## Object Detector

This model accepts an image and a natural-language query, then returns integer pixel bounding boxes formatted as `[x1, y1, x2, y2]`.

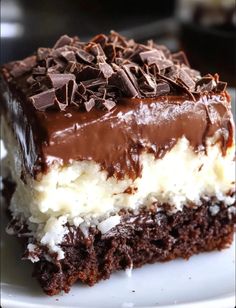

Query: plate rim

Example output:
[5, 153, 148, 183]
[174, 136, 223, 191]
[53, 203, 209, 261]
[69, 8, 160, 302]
[1, 291, 235, 308]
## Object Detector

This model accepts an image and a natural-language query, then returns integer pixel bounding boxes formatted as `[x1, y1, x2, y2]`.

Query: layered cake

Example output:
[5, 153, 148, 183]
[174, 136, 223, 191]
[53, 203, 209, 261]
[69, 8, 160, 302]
[1, 32, 235, 295]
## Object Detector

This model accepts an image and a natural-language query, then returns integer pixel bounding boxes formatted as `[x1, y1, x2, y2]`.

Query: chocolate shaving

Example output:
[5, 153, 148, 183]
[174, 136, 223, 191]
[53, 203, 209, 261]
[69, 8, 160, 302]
[37, 48, 51, 61]
[47, 65, 60, 74]
[86, 43, 106, 60]
[154, 59, 173, 71]
[76, 66, 100, 82]
[215, 81, 227, 93]
[182, 67, 200, 81]
[99, 62, 114, 79]
[139, 70, 156, 94]
[110, 31, 128, 47]
[177, 69, 195, 90]
[54, 79, 77, 110]
[84, 98, 95, 112]
[139, 50, 165, 65]
[76, 50, 95, 64]
[26, 75, 35, 85]
[91, 34, 108, 47]
[77, 82, 86, 95]
[103, 99, 116, 111]
[47, 73, 75, 89]
[195, 76, 217, 92]
[54, 35, 73, 49]
[10, 56, 36, 78]
[172, 51, 190, 67]
[104, 43, 116, 62]
[123, 64, 140, 93]
[7, 32, 228, 112]
[61, 51, 76, 62]
[115, 68, 139, 97]
[67, 79, 77, 103]
[32, 67, 47, 76]
[55, 84, 68, 110]
[29, 89, 57, 111]
[156, 82, 170, 96]
[82, 78, 106, 89]
[65, 61, 77, 73]
[154, 44, 171, 59]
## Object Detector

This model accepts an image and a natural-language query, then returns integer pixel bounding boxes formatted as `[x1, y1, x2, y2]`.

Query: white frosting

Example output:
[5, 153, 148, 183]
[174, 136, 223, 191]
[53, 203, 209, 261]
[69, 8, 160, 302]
[10, 138, 235, 221]
[2, 116, 235, 259]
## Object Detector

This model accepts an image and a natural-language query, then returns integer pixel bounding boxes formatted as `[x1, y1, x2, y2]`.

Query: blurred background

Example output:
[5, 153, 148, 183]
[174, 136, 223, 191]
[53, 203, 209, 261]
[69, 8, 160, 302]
[1, 0, 235, 85]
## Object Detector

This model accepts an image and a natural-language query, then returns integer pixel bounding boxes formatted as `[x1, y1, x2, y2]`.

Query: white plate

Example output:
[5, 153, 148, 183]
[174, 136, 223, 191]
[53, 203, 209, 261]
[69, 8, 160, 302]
[1, 203, 235, 308]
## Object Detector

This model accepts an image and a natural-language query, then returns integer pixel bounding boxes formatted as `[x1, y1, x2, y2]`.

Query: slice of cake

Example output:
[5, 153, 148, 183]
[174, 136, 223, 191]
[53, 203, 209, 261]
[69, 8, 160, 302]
[1, 32, 235, 295]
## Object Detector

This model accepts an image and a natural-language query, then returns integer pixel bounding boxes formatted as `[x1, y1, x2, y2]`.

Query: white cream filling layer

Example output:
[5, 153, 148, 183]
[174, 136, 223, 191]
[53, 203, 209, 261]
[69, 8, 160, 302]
[2, 117, 235, 259]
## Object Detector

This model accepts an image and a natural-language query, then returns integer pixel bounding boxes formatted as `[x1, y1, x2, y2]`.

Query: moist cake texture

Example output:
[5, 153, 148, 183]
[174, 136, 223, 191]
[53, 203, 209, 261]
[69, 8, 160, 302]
[1, 31, 235, 295]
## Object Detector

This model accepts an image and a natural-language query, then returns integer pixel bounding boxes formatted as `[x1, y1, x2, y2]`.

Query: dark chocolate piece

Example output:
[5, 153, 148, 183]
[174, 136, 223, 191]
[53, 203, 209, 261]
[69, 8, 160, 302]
[76, 49, 95, 64]
[215, 81, 227, 93]
[196, 75, 216, 92]
[103, 99, 116, 111]
[32, 67, 47, 76]
[156, 81, 170, 96]
[53, 35, 73, 49]
[115, 68, 139, 97]
[178, 68, 195, 90]
[29, 89, 57, 111]
[10, 56, 36, 78]
[61, 50, 76, 62]
[172, 51, 190, 67]
[139, 50, 165, 64]
[37, 48, 51, 61]
[47, 73, 75, 89]
[55, 84, 68, 110]
[98, 62, 114, 79]
[84, 98, 95, 112]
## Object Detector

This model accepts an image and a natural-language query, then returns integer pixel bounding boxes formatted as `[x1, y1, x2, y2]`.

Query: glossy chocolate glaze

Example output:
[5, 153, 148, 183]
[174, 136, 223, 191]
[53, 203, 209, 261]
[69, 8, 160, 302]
[0, 74, 234, 180]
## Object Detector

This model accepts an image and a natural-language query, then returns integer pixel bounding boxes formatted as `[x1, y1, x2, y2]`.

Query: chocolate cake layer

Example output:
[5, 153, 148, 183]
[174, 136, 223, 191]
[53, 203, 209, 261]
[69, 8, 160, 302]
[3, 175, 235, 295]
[27, 201, 234, 295]
[0, 32, 233, 179]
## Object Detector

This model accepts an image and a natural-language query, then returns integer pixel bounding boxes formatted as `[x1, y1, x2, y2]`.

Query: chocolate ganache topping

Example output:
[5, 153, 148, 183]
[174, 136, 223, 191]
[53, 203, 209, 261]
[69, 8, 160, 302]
[0, 32, 234, 179]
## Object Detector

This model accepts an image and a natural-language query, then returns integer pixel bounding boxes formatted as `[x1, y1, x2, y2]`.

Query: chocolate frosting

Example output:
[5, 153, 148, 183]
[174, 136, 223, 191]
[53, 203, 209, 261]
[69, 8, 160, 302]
[0, 75, 234, 180]
[40, 95, 234, 179]
[0, 32, 234, 180]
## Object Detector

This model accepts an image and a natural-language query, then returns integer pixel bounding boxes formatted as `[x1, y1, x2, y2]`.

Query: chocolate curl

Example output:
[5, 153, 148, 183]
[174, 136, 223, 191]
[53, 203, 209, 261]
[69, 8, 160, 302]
[46, 73, 75, 88]
[84, 98, 95, 112]
[10, 56, 37, 78]
[30, 89, 57, 111]
[53, 35, 73, 49]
